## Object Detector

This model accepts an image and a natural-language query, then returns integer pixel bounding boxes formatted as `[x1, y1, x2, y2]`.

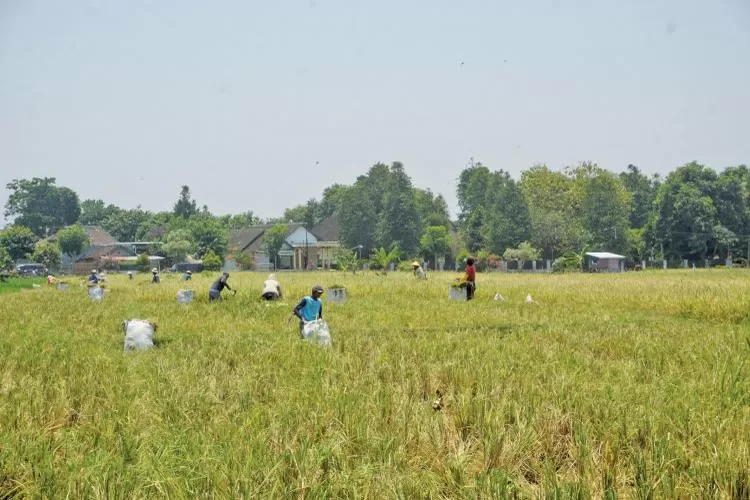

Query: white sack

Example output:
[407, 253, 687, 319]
[122, 319, 156, 352]
[302, 320, 332, 347]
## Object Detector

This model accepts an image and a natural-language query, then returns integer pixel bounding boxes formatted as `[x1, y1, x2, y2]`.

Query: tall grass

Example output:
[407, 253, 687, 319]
[0, 270, 748, 497]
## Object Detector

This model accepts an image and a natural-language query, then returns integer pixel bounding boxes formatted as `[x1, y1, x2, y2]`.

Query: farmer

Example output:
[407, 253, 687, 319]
[209, 272, 233, 301]
[182, 270, 192, 281]
[127, 271, 134, 280]
[151, 268, 160, 284]
[412, 260, 427, 279]
[88, 269, 99, 285]
[47, 274, 56, 286]
[462, 257, 477, 300]
[261, 273, 282, 301]
[293, 284, 324, 338]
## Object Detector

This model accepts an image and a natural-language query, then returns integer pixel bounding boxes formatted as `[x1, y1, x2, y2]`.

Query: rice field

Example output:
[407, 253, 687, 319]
[0, 270, 748, 498]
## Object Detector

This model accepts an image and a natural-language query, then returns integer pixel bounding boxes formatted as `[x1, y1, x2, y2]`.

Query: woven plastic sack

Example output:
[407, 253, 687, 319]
[122, 319, 155, 352]
[448, 286, 467, 301]
[176, 289, 194, 304]
[302, 320, 332, 347]
[89, 286, 104, 301]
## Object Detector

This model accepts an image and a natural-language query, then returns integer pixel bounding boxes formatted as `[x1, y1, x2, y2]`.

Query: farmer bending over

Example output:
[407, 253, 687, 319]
[293, 284, 324, 338]
[88, 269, 99, 286]
[182, 270, 192, 281]
[411, 260, 427, 279]
[151, 268, 160, 284]
[209, 272, 233, 301]
[261, 273, 282, 301]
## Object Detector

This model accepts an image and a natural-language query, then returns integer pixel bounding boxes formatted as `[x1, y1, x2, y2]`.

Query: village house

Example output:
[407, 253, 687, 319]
[226, 214, 341, 271]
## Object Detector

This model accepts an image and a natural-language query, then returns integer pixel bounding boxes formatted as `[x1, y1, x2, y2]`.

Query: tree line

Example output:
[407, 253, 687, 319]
[2, 158, 749, 272]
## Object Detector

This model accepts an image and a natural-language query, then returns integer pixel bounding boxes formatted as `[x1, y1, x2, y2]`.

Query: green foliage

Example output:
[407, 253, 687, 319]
[419, 226, 451, 266]
[56, 224, 90, 258]
[79, 199, 120, 226]
[31, 241, 61, 270]
[503, 241, 541, 270]
[162, 229, 196, 263]
[220, 211, 262, 230]
[0, 246, 14, 270]
[173, 185, 199, 219]
[4, 177, 81, 237]
[262, 224, 288, 269]
[626, 228, 647, 262]
[135, 253, 151, 272]
[0, 225, 38, 261]
[619, 165, 660, 229]
[233, 252, 255, 271]
[551, 252, 582, 273]
[333, 248, 359, 273]
[188, 216, 229, 260]
[103, 208, 152, 242]
[202, 250, 222, 271]
[369, 245, 401, 272]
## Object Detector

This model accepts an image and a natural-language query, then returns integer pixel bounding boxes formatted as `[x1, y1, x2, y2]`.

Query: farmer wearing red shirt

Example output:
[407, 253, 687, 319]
[464, 257, 477, 300]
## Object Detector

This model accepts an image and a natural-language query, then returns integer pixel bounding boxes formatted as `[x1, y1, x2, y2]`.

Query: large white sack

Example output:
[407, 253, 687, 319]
[302, 320, 332, 347]
[122, 319, 156, 352]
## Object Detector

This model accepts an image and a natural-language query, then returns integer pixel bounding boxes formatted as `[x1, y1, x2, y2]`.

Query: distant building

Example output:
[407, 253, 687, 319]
[226, 214, 341, 271]
[585, 252, 625, 272]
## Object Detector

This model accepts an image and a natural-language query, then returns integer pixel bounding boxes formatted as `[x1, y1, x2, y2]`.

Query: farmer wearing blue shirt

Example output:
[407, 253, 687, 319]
[293, 284, 324, 338]
[88, 269, 99, 285]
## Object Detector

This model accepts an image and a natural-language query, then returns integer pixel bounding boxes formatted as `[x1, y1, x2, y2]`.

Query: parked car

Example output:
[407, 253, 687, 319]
[16, 263, 48, 276]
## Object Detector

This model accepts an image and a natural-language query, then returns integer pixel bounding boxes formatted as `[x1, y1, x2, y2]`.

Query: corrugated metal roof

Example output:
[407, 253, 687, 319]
[586, 252, 625, 259]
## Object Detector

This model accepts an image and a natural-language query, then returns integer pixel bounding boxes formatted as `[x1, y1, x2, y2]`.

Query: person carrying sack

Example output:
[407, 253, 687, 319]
[293, 284, 324, 338]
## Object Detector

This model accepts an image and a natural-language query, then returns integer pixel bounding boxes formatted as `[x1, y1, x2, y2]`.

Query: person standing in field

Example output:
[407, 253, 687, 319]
[209, 272, 233, 301]
[293, 284, 324, 338]
[182, 270, 192, 281]
[127, 271, 134, 280]
[88, 269, 99, 285]
[261, 273, 282, 301]
[463, 257, 477, 300]
[151, 268, 160, 284]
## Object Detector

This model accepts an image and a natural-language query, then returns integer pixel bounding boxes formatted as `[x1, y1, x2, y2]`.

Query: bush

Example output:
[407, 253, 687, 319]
[135, 253, 151, 273]
[203, 250, 222, 271]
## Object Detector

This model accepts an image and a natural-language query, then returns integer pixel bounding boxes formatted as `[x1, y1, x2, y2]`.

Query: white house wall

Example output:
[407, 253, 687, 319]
[286, 227, 318, 246]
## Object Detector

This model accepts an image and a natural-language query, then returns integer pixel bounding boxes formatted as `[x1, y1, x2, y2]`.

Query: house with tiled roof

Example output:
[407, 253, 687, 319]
[226, 216, 341, 271]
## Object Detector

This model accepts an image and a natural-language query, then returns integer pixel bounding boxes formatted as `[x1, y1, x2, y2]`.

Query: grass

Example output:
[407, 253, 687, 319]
[0, 277, 45, 295]
[0, 270, 748, 498]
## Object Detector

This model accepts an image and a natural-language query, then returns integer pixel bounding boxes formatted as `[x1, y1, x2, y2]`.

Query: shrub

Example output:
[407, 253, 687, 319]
[202, 250, 222, 271]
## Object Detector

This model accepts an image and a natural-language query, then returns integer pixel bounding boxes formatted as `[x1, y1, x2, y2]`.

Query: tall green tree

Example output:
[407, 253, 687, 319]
[4, 178, 81, 237]
[339, 183, 377, 254]
[188, 216, 228, 260]
[263, 224, 288, 269]
[653, 167, 718, 261]
[56, 224, 90, 259]
[619, 165, 660, 229]
[319, 184, 350, 219]
[520, 165, 581, 258]
[79, 199, 119, 226]
[579, 167, 631, 252]
[102, 208, 151, 242]
[483, 171, 532, 254]
[0, 226, 38, 261]
[173, 185, 199, 219]
[456, 160, 492, 223]
[162, 229, 196, 263]
[376, 163, 421, 255]
[420, 226, 451, 268]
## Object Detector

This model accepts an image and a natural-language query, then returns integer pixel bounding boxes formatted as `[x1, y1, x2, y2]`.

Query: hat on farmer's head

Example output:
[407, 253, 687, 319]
[268, 273, 276, 280]
[92, 269, 97, 274]
[412, 261, 420, 267]
[312, 284, 324, 294]
[151, 268, 158, 273]
[186, 270, 192, 274]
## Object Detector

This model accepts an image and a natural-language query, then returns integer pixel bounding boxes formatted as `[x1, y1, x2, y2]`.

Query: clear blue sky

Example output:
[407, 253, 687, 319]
[1, 0, 749, 221]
